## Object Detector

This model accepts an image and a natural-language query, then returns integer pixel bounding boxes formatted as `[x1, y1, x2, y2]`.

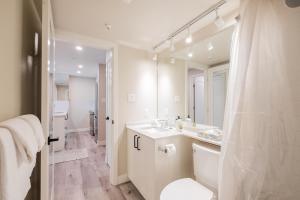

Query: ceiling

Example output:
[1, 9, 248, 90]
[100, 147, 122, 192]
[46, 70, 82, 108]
[172, 26, 234, 65]
[52, 0, 239, 50]
[55, 40, 106, 77]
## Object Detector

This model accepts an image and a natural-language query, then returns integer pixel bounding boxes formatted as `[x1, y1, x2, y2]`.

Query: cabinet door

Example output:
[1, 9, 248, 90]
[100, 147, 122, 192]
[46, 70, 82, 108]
[136, 135, 155, 200]
[127, 130, 139, 186]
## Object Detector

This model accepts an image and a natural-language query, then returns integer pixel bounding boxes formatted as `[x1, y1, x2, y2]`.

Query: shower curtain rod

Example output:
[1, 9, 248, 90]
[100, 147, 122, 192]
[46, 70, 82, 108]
[153, 0, 226, 51]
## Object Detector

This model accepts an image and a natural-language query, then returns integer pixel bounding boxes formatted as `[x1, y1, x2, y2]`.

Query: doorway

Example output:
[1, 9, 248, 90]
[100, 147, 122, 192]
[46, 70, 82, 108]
[46, 37, 121, 199]
[187, 68, 206, 124]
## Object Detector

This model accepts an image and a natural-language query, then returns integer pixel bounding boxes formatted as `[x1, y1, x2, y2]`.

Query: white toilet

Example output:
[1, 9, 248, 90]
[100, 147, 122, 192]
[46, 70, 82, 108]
[160, 144, 220, 200]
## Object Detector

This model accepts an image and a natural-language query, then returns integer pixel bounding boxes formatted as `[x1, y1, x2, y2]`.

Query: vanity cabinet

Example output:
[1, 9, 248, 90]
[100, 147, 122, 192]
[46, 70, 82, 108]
[128, 129, 155, 200]
[127, 129, 194, 200]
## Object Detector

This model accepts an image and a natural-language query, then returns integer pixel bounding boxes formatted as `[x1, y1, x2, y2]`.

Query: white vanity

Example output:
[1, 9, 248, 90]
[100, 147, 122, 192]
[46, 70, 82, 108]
[127, 122, 221, 200]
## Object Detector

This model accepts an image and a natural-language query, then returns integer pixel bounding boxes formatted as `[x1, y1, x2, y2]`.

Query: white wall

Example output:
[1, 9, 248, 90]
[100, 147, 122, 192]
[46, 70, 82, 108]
[67, 76, 96, 131]
[0, 0, 41, 121]
[117, 45, 157, 175]
[0, 1, 42, 199]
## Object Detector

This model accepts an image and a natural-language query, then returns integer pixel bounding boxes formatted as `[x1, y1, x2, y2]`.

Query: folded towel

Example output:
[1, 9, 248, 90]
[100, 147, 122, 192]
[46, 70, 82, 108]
[0, 118, 38, 164]
[19, 114, 45, 151]
[0, 128, 36, 200]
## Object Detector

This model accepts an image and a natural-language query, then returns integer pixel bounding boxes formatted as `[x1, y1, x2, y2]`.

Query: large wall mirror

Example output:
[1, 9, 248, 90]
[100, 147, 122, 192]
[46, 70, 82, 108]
[157, 26, 234, 130]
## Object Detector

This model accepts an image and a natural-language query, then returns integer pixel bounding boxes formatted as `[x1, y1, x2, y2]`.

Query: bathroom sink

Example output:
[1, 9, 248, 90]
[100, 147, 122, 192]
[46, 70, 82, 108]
[140, 126, 168, 133]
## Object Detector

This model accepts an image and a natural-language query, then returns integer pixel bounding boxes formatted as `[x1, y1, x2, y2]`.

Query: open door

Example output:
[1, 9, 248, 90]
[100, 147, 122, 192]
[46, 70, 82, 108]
[41, 1, 56, 199]
[105, 50, 113, 167]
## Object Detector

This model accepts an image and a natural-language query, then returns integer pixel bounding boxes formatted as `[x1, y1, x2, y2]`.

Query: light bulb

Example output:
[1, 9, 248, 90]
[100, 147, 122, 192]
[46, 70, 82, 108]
[170, 57, 175, 64]
[78, 65, 83, 69]
[185, 27, 192, 44]
[153, 54, 158, 61]
[208, 42, 214, 51]
[77, 70, 81, 74]
[75, 46, 83, 51]
[188, 52, 193, 58]
[214, 8, 224, 28]
[170, 38, 175, 52]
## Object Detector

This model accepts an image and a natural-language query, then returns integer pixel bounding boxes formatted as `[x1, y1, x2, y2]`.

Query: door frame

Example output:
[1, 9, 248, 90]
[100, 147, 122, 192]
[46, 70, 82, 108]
[53, 29, 119, 186]
[184, 61, 209, 124]
[41, 2, 120, 198]
[41, 0, 54, 199]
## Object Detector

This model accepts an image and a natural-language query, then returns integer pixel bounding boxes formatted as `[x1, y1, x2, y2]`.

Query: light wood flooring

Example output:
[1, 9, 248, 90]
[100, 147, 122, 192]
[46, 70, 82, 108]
[53, 131, 144, 200]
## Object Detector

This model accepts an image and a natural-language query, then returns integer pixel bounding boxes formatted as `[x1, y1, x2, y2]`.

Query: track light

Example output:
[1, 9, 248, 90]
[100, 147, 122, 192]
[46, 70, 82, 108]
[185, 27, 192, 44]
[170, 57, 175, 64]
[214, 8, 224, 28]
[208, 42, 214, 51]
[153, 54, 158, 61]
[75, 46, 83, 51]
[188, 52, 193, 58]
[170, 38, 175, 52]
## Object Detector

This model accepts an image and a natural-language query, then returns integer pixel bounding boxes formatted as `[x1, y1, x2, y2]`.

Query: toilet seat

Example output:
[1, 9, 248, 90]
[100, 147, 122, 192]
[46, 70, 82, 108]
[160, 178, 214, 200]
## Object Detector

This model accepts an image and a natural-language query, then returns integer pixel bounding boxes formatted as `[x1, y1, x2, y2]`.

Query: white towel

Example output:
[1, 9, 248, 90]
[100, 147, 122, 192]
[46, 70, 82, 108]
[0, 118, 38, 164]
[19, 114, 45, 151]
[0, 128, 36, 200]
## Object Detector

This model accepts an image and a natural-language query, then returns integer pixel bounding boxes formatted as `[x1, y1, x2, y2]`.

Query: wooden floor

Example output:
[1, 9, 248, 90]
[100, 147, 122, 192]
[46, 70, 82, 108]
[53, 132, 144, 200]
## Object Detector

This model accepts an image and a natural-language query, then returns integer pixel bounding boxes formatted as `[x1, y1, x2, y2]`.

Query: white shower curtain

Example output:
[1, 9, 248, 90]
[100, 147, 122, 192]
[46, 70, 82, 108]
[219, 0, 299, 199]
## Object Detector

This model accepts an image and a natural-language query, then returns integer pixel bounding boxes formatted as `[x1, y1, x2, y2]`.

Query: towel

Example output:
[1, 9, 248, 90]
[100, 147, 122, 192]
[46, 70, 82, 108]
[0, 128, 36, 200]
[0, 118, 38, 164]
[19, 114, 45, 151]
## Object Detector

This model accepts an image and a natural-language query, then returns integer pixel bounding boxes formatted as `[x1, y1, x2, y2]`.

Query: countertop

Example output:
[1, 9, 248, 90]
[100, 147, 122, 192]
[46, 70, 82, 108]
[126, 124, 222, 147]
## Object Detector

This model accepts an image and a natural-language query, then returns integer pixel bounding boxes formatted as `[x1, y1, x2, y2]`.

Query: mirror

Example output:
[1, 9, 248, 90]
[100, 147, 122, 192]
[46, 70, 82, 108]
[157, 26, 234, 130]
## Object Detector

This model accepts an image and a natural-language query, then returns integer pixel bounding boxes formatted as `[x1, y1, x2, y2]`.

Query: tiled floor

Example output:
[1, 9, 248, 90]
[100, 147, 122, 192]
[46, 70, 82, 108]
[52, 131, 144, 200]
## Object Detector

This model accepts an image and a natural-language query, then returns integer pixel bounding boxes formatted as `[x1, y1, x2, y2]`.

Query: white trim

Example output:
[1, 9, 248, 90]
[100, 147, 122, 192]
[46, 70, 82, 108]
[41, 0, 52, 199]
[54, 30, 119, 186]
[118, 174, 130, 184]
[65, 128, 90, 134]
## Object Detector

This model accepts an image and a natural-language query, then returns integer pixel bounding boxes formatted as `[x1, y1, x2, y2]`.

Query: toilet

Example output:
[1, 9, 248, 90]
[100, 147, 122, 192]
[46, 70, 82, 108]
[160, 144, 220, 200]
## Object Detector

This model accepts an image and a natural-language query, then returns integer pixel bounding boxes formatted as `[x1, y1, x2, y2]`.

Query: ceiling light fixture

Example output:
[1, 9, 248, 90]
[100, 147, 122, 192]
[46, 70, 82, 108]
[170, 57, 175, 64]
[208, 42, 214, 51]
[214, 8, 224, 28]
[75, 46, 83, 51]
[78, 65, 83, 69]
[153, 54, 158, 61]
[170, 38, 175, 52]
[188, 52, 193, 58]
[77, 70, 81, 74]
[185, 26, 192, 44]
[153, 0, 226, 51]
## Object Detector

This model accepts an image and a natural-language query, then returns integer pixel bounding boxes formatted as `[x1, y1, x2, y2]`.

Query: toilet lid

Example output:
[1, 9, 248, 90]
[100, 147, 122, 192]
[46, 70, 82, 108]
[160, 178, 214, 200]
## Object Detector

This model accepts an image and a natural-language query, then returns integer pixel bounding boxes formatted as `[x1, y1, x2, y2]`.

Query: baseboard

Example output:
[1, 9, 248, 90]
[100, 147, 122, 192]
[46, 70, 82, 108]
[65, 128, 90, 134]
[118, 174, 130, 185]
[98, 140, 106, 145]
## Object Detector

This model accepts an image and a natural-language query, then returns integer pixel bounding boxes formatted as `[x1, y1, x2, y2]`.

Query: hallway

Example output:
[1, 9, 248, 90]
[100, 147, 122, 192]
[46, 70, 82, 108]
[53, 132, 144, 200]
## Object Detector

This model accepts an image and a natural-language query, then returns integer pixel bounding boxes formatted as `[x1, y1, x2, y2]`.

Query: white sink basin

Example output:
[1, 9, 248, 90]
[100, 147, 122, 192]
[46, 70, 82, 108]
[140, 127, 168, 133]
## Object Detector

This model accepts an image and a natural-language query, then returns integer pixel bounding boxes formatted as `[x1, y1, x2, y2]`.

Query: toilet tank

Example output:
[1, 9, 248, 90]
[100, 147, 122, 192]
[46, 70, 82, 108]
[192, 143, 220, 190]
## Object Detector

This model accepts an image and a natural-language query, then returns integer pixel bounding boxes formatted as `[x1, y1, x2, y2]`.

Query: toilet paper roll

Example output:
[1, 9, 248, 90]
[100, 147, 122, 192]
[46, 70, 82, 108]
[164, 144, 176, 156]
